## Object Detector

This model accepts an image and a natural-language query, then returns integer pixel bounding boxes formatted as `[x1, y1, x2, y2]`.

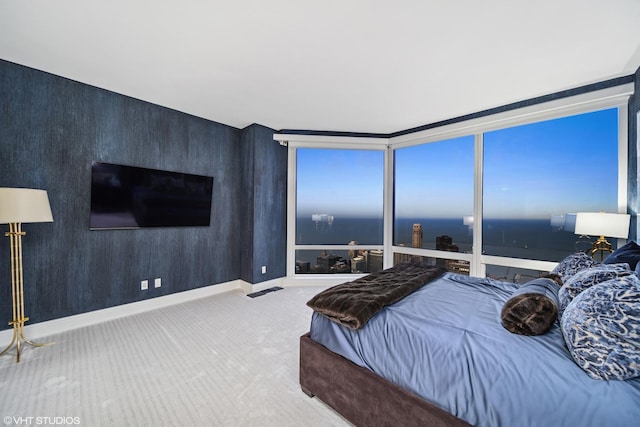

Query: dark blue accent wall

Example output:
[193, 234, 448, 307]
[240, 124, 287, 283]
[628, 66, 640, 240]
[0, 59, 287, 328]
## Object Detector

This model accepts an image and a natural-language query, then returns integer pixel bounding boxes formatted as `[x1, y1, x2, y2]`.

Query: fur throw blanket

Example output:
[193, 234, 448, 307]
[500, 275, 562, 336]
[307, 263, 447, 329]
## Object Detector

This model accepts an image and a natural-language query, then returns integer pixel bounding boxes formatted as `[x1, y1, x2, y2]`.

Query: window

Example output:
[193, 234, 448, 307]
[482, 108, 619, 263]
[390, 108, 623, 280]
[282, 83, 631, 279]
[294, 148, 384, 274]
[394, 136, 475, 254]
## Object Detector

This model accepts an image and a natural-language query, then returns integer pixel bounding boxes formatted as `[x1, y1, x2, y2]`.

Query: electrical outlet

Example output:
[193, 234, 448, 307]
[261, 265, 267, 274]
[154, 278, 161, 288]
[141, 280, 148, 290]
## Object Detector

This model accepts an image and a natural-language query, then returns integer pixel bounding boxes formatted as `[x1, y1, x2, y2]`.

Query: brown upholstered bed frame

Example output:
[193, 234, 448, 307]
[299, 333, 471, 427]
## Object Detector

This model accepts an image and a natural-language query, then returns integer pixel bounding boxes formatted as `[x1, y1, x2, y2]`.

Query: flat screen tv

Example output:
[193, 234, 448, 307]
[90, 162, 214, 229]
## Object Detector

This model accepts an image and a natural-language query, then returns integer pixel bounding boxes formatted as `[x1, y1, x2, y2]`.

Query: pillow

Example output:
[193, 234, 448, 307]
[551, 252, 598, 282]
[558, 264, 632, 317]
[561, 274, 640, 380]
[501, 277, 560, 336]
[603, 241, 640, 270]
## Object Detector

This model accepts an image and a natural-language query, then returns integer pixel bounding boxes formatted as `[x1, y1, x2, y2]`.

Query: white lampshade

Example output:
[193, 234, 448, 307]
[0, 188, 54, 224]
[574, 212, 630, 238]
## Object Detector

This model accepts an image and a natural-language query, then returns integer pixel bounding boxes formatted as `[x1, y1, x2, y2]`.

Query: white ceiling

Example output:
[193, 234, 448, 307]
[1, 1, 639, 134]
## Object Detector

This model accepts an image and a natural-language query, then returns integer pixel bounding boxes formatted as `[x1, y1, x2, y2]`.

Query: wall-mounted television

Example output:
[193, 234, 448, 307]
[90, 161, 214, 230]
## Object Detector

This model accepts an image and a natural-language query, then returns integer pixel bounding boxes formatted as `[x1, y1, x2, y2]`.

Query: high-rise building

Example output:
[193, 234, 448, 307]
[394, 244, 412, 265]
[447, 259, 470, 275]
[367, 250, 384, 273]
[295, 260, 310, 274]
[435, 235, 469, 274]
[436, 235, 458, 252]
[412, 224, 423, 248]
[317, 253, 342, 273]
[351, 255, 366, 273]
[348, 240, 359, 259]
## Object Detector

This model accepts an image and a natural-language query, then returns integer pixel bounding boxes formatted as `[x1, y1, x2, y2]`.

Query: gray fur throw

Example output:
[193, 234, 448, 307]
[307, 263, 446, 330]
[501, 275, 561, 336]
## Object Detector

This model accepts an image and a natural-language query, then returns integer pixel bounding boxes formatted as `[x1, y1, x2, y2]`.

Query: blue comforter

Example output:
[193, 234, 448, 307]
[310, 272, 640, 427]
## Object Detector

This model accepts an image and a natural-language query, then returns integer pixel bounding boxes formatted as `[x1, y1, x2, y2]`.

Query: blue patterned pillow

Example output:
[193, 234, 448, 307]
[551, 252, 597, 282]
[558, 264, 631, 317]
[561, 274, 640, 380]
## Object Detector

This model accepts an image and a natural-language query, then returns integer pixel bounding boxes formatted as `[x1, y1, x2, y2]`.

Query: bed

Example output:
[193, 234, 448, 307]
[300, 257, 640, 427]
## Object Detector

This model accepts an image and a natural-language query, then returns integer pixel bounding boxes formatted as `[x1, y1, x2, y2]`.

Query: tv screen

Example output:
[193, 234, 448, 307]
[90, 162, 214, 229]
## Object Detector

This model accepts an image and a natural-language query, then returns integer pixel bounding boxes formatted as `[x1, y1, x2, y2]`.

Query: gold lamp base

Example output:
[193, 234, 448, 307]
[0, 223, 51, 363]
[589, 235, 613, 262]
[0, 317, 50, 363]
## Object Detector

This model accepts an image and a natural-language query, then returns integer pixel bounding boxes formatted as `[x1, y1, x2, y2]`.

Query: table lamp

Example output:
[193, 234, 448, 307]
[574, 212, 630, 261]
[0, 188, 54, 363]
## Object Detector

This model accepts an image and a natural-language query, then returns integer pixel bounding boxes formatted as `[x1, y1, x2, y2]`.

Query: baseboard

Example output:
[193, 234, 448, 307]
[238, 277, 284, 294]
[0, 277, 284, 342]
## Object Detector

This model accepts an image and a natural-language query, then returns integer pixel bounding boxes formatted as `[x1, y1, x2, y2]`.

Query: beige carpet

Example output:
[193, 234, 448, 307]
[0, 286, 351, 426]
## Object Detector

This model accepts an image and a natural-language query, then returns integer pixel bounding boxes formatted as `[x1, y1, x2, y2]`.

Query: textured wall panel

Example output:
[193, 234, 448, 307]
[629, 66, 640, 241]
[251, 124, 287, 283]
[0, 60, 243, 326]
[239, 124, 287, 284]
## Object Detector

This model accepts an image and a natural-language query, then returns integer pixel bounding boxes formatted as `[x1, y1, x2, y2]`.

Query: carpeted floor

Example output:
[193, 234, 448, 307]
[0, 286, 351, 426]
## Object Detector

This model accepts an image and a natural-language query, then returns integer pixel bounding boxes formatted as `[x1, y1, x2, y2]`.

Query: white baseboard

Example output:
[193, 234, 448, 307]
[0, 277, 285, 342]
[239, 277, 284, 294]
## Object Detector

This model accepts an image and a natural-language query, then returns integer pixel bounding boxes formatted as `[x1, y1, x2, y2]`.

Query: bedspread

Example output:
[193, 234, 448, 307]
[310, 272, 640, 427]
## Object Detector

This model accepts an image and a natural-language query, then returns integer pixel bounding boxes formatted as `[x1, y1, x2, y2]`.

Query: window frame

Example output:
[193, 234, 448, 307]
[275, 83, 633, 281]
[281, 136, 389, 279]
[392, 134, 476, 252]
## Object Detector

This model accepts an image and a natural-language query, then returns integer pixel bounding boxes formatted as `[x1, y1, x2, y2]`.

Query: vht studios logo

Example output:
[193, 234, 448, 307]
[3, 416, 81, 425]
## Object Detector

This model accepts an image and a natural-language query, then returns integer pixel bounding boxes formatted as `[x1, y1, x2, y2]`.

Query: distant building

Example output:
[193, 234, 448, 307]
[295, 260, 310, 274]
[316, 252, 342, 273]
[436, 235, 458, 252]
[368, 249, 384, 273]
[351, 255, 366, 273]
[331, 259, 351, 273]
[410, 224, 424, 264]
[394, 244, 412, 265]
[447, 259, 470, 275]
[348, 240, 359, 259]
[412, 224, 423, 248]
[436, 235, 469, 275]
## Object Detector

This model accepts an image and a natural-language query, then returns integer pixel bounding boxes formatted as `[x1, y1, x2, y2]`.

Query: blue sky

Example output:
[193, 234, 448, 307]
[297, 108, 619, 219]
[296, 149, 384, 217]
[482, 108, 618, 218]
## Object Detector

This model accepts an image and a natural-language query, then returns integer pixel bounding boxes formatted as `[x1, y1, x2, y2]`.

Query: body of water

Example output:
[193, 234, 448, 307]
[296, 216, 590, 265]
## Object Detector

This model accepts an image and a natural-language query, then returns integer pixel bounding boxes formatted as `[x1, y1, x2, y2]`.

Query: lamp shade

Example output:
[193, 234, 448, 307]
[574, 212, 630, 238]
[0, 188, 54, 224]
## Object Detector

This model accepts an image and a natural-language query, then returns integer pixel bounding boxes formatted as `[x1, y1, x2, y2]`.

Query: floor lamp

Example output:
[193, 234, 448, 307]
[0, 188, 54, 363]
